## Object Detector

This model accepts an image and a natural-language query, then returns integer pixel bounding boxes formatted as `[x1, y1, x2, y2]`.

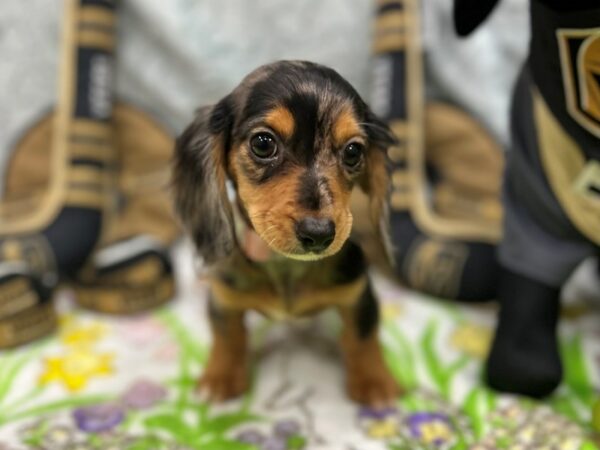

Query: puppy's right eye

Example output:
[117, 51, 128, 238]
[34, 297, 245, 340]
[250, 133, 277, 159]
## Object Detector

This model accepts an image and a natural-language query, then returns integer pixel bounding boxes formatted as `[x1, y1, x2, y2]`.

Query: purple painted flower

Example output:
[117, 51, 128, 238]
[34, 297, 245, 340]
[262, 436, 287, 450]
[358, 406, 398, 420]
[236, 429, 266, 446]
[121, 378, 167, 410]
[358, 406, 401, 439]
[273, 419, 301, 438]
[407, 412, 454, 446]
[73, 403, 124, 433]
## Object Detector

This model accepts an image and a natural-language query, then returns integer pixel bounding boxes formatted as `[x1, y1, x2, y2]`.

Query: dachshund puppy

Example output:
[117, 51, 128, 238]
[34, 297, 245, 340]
[173, 60, 400, 406]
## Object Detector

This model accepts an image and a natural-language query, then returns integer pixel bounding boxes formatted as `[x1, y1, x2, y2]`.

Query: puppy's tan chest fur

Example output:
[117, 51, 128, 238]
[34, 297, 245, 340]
[211, 245, 366, 319]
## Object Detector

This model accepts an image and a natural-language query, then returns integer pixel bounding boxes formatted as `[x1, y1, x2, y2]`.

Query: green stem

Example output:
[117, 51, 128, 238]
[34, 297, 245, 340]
[2, 386, 45, 413]
[0, 339, 50, 406]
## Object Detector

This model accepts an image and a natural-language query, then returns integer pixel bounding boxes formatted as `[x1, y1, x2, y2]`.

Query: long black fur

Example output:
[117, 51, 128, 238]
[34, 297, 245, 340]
[172, 104, 236, 264]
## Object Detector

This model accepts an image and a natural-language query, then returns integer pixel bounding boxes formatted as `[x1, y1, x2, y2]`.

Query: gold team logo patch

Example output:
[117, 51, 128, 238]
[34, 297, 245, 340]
[558, 28, 600, 138]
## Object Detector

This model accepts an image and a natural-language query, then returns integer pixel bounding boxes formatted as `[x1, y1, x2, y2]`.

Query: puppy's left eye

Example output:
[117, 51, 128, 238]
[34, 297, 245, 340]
[342, 142, 364, 168]
[250, 133, 278, 159]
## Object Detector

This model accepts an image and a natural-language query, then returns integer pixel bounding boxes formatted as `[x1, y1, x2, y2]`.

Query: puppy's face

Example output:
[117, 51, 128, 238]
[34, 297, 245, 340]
[231, 81, 372, 260]
[173, 61, 396, 264]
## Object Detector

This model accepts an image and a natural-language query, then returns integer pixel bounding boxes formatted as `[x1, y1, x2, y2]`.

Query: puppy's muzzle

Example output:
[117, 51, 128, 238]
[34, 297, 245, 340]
[295, 217, 336, 253]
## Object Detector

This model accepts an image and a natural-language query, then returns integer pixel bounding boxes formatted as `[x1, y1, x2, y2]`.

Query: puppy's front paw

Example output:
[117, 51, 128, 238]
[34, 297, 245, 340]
[196, 367, 248, 403]
[347, 366, 401, 408]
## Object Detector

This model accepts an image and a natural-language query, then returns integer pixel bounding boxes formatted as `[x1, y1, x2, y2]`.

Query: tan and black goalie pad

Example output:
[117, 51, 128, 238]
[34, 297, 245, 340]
[74, 236, 176, 315]
[0, 268, 56, 349]
[354, 102, 504, 276]
[3, 103, 180, 314]
[391, 103, 505, 300]
[424, 102, 503, 229]
[4, 103, 178, 246]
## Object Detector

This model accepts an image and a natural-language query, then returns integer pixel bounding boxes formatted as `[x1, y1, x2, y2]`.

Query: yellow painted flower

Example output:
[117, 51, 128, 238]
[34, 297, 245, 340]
[39, 349, 114, 391]
[359, 407, 399, 440]
[450, 323, 492, 359]
[518, 425, 536, 443]
[420, 420, 453, 445]
[407, 413, 454, 445]
[558, 438, 581, 450]
[382, 303, 403, 322]
[367, 417, 398, 439]
[60, 322, 107, 348]
[58, 313, 77, 329]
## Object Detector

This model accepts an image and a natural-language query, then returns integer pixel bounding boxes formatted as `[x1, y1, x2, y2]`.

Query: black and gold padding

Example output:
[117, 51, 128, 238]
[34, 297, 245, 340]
[372, 0, 504, 301]
[0, 266, 56, 349]
[0, 0, 117, 344]
[0, 0, 179, 345]
[74, 236, 175, 315]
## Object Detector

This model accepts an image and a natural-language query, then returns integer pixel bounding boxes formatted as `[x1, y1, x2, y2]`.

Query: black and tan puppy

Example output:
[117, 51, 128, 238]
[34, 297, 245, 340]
[172, 60, 400, 406]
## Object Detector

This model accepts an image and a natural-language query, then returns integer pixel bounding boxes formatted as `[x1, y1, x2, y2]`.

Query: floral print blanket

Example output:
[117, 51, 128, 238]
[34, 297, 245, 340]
[0, 248, 599, 450]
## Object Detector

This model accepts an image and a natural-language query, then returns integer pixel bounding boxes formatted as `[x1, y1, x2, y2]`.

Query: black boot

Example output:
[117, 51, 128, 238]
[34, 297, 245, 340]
[486, 266, 562, 398]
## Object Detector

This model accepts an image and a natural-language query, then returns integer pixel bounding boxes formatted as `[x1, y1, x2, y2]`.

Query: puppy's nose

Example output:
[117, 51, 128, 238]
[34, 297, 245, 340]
[295, 218, 335, 253]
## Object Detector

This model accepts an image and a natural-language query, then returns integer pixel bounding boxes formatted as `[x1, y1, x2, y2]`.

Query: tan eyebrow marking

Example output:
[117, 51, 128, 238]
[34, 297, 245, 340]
[333, 106, 363, 147]
[264, 105, 296, 140]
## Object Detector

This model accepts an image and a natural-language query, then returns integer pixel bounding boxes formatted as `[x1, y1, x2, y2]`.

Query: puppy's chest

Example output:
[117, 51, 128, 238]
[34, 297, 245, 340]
[214, 243, 366, 319]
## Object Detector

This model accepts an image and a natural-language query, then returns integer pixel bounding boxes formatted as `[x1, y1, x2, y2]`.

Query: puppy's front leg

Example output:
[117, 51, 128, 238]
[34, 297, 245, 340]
[197, 295, 249, 402]
[338, 282, 401, 407]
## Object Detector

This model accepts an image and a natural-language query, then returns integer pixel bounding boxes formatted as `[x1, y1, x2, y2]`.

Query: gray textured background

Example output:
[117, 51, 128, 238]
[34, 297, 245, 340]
[0, 0, 529, 189]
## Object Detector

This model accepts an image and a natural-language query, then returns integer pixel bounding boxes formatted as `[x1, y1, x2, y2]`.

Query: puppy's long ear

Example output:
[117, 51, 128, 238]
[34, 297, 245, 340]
[172, 97, 236, 264]
[360, 109, 398, 264]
